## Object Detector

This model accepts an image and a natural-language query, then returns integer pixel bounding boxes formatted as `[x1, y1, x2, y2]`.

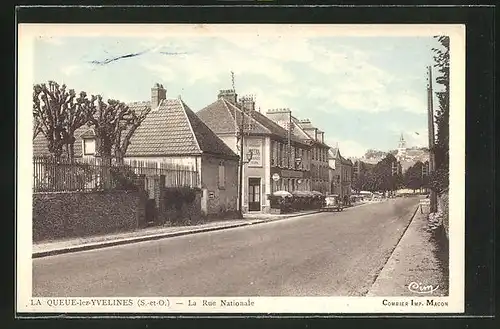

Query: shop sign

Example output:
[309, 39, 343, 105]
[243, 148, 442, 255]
[247, 139, 263, 167]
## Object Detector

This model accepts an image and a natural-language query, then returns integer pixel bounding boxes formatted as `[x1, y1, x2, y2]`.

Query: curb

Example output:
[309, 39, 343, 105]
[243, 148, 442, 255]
[32, 210, 322, 259]
[365, 203, 420, 296]
[32, 221, 255, 259]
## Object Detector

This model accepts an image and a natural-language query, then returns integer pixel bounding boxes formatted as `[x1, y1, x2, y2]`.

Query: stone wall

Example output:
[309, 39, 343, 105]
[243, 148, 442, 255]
[439, 190, 449, 240]
[33, 191, 144, 242]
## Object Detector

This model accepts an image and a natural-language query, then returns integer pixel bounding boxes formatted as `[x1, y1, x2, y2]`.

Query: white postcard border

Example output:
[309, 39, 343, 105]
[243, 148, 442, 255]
[17, 23, 466, 314]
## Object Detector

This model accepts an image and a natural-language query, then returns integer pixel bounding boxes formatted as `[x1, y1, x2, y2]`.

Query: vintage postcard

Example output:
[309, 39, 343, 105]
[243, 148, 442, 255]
[17, 23, 465, 314]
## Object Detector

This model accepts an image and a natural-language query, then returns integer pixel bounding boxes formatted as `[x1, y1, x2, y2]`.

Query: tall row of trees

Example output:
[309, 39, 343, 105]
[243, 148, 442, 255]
[352, 157, 430, 194]
[352, 154, 404, 194]
[33, 81, 150, 163]
[430, 35, 450, 194]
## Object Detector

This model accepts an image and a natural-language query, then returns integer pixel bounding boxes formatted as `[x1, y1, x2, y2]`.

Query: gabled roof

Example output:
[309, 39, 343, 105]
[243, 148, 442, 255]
[126, 99, 238, 158]
[329, 147, 339, 159]
[197, 98, 308, 146]
[340, 156, 353, 166]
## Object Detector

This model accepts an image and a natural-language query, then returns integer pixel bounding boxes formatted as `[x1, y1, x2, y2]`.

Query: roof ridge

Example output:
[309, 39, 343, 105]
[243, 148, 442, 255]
[221, 99, 239, 133]
[225, 100, 272, 135]
[179, 99, 202, 154]
[290, 117, 313, 140]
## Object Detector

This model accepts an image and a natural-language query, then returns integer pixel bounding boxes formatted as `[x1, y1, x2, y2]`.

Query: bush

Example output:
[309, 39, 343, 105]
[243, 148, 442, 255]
[268, 194, 293, 213]
[163, 186, 199, 210]
[162, 187, 201, 226]
[269, 192, 325, 213]
[110, 165, 139, 191]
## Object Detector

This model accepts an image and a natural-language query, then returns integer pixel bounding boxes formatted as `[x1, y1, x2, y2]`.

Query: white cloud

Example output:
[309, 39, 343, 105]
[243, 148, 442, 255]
[405, 131, 428, 148]
[141, 62, 178, 83]
[61, 65, 81, 76]
[217, 35, 315, 63]
[239, 86, 290, 111]
[325, 137, 368, 158]
[39, 36, 64, 46]
[140, 41, 297, 86]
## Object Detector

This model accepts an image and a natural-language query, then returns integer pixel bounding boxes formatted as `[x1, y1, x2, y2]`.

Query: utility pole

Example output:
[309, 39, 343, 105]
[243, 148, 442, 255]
[427, 65, 438, 212]
[233, 71, 245, 218]
[288, 110, 292, 169]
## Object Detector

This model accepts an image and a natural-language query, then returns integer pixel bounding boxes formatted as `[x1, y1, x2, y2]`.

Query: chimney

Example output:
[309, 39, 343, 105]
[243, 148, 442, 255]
[239, 95, 255, 112]
[265, 108, 292, 130]
[317, 131, 324, 143]
[151, 83, 166, 108]
[218, 89, 237, 104]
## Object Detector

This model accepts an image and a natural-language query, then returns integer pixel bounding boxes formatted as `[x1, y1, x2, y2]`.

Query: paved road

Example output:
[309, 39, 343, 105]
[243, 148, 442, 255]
[33, 197, 419, 297]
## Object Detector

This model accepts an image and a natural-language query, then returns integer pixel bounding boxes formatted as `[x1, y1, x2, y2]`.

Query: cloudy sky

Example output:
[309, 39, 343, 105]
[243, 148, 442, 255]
[32, 26, 441, 158]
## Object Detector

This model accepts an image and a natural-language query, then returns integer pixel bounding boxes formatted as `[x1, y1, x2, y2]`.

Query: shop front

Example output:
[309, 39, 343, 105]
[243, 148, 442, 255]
[270, 168, 310, 193]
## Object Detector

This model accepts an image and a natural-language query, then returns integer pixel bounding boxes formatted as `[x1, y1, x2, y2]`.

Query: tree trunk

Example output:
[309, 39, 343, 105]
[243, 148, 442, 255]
[100, 153, 112, 189]
[114, 149, 124, 165]
[69, 143, 75, 163]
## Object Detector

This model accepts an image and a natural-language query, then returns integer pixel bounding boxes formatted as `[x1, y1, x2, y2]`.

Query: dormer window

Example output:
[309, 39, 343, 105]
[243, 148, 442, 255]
[83, 138, 96, 155]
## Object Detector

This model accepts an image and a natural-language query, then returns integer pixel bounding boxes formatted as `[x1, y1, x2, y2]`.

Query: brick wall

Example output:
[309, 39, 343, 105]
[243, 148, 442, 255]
[33, 191, 144, 242]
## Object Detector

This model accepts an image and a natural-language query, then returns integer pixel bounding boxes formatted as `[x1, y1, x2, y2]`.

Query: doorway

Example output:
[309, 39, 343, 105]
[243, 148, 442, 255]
[248, 177, 261, 211]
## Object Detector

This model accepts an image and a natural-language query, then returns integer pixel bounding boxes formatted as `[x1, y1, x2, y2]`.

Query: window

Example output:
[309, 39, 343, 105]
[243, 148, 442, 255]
[272, 140, 278, 166]
[83, 139, 95, 155]
[218, 162, 225, 189]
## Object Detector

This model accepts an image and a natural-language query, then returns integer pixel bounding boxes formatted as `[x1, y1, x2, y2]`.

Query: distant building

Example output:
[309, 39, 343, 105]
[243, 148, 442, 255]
[328, 147, 353, 204]
[395, 133, 430, 172]
[396, 133, 407, 160]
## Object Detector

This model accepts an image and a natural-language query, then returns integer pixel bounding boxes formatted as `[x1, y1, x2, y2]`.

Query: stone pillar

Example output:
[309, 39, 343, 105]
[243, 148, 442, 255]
[158, 175, 165, 223]
[135, 174, 147, 228]
[201, 188, 208, 216]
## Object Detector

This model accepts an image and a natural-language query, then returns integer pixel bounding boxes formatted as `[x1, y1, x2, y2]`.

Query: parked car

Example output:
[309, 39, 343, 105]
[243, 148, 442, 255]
[321, 194, 344, 212]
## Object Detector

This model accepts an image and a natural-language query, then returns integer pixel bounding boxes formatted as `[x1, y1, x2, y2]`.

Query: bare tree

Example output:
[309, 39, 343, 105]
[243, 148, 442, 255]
[87, 96, 150, 163]
[33, 81, 92, 160]
[33, 81, 68, 159]
[65, 91, 94, 161]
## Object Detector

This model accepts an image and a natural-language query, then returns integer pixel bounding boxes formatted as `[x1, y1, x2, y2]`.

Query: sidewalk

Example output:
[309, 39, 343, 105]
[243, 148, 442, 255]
[33, 209, 321, 258]
[366, 205, 449, 297]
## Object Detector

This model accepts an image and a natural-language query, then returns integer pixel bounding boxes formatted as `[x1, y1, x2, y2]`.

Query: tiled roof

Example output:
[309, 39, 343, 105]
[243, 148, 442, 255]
[197, 99, 308, 146]
[194, 99, 237, 134]
[329, 147, 339, 159]
[340, 156, 353, 166]
[183, 102, 239, 158]
[126, 99, 238, 158]
[33, 125, 89, 157]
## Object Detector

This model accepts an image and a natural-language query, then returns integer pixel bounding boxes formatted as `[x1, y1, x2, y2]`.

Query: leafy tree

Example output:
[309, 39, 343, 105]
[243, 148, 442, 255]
[404, 161, 424, 192]
[432, 35, 450, 194]
[33, 81, 93, 161]
[369, 154, 398, 193]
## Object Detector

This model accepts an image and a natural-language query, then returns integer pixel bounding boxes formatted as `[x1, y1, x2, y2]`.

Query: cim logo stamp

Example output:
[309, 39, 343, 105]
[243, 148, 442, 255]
[408, 282, 439, 294]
